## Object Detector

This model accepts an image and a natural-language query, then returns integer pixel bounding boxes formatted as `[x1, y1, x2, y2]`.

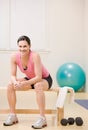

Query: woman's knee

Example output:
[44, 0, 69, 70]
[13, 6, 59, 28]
[7, 81, 14, 91]
[34, 82, 43, 93]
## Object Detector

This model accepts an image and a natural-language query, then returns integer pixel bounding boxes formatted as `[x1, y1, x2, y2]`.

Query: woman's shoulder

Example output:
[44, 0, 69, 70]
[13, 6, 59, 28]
[31, 50, 40, 56]
[31, 50, 41, 62]
[10, 52, 19, 60]
[31, 51, 40, 58]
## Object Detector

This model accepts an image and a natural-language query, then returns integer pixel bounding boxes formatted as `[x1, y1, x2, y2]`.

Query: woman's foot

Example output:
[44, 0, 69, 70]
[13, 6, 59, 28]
[32, 116, 47, 129]
[3, 114, 18, 126]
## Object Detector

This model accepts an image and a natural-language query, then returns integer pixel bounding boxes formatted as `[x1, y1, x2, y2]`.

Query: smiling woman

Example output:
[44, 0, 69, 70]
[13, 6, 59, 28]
[3, 35, 53, 129]
[17, 36, 31, 70]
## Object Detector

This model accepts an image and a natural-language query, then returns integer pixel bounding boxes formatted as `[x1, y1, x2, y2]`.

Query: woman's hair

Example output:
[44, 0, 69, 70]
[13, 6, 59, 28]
[17, 35, 31, 46]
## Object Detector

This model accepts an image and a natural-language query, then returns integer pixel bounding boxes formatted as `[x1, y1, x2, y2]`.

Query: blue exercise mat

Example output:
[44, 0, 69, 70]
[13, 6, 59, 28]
[75, 99, 88, 110]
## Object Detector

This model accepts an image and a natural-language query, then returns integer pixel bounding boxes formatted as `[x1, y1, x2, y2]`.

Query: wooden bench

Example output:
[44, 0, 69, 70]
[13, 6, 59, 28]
[0, 87, 64, 125]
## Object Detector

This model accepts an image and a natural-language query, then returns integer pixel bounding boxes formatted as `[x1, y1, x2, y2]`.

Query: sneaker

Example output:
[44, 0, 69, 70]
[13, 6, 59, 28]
[3, 114, 18, 126]
[32, 116, 47, 129]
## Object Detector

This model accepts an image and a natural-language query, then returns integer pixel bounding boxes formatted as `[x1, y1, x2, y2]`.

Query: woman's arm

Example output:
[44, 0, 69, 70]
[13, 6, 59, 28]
[26, 52, 42, 85]
[10, 53, 17, 84]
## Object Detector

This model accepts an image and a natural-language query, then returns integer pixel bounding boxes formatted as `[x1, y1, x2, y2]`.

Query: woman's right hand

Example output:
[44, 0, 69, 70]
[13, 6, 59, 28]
[13, 81, 21, 89]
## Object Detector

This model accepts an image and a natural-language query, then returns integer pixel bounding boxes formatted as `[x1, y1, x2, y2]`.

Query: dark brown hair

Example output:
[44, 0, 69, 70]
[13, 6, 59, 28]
[17, 35, 31, 46]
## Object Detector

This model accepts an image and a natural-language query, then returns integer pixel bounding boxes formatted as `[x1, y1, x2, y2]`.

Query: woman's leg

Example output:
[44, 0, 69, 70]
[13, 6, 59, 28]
[3, 82, 19, 126]
[3, 78, 32, 126]
[34, 79, 49, 117]
[7, 78, 32, 114]
[7, 82, 16, 114]
[31, 80, 49, 129]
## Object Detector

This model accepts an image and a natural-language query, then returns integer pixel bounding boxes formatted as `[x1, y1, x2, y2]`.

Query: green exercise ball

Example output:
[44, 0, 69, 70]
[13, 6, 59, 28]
[56, 63, 86, 91]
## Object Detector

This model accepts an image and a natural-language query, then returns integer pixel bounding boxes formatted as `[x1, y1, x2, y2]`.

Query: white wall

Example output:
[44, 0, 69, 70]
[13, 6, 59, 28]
[84, 0, 88, 92]
[46, 0, 85, 87]
[0, 0, 88, 91]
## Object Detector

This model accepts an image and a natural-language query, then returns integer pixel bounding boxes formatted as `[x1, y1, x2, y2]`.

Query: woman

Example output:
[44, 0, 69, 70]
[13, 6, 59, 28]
[3, 35, 53, 129]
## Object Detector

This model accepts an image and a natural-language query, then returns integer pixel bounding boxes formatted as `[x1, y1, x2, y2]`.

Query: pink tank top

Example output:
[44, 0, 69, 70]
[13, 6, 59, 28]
[16, 51, 49, 78]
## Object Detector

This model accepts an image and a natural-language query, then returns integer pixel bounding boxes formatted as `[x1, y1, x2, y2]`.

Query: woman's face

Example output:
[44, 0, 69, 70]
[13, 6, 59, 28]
[18, 40, 30, 56]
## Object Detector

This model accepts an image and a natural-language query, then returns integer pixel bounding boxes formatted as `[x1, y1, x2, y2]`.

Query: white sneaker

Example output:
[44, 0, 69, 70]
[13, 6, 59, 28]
[32, 116, 47, 129]
[3, 114, 18, 126]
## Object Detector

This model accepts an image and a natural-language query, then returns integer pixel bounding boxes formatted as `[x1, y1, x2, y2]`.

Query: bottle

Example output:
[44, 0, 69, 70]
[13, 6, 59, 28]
[52, 107, 57, 126]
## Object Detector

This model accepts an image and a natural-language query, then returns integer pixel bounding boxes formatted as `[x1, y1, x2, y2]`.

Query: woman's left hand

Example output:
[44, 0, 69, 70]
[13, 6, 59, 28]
[14, 81, 28, 90]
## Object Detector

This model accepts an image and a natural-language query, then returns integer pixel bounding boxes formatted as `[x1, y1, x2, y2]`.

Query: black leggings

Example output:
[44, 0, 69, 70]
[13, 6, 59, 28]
[24, 74, 53, 89]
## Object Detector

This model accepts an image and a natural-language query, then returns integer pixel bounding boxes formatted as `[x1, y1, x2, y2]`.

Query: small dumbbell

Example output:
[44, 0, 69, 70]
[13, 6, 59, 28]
[60, 118, 68, 126]
[68, 117, 75, 125]
[75, 117, 83, 126]
[60, 117, 74, 126]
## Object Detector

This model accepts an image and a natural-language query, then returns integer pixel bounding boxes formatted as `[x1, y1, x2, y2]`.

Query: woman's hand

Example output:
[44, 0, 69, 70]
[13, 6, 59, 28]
[13, 80, 29, 90]
[13, 81, 21, 89]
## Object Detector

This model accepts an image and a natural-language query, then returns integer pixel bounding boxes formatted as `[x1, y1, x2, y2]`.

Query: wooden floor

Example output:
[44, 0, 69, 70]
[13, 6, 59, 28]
[0, 92, 87, 130]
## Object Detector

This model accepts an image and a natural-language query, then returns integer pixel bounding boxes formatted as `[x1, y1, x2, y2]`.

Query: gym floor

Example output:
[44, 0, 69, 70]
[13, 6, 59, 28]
[0, 92, 87, 130]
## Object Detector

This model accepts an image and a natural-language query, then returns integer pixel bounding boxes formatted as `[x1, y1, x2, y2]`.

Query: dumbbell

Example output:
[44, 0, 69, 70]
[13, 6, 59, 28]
[75, 117, 83, 126]
[60, 117, 74, 126]
[60, 118, 68, 126]
[61, 117, 83, 126]
[68, 117, 75, 125]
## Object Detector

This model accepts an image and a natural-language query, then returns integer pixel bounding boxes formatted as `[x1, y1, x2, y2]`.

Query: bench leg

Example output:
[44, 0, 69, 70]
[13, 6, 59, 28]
[57, 107, 64, 125]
